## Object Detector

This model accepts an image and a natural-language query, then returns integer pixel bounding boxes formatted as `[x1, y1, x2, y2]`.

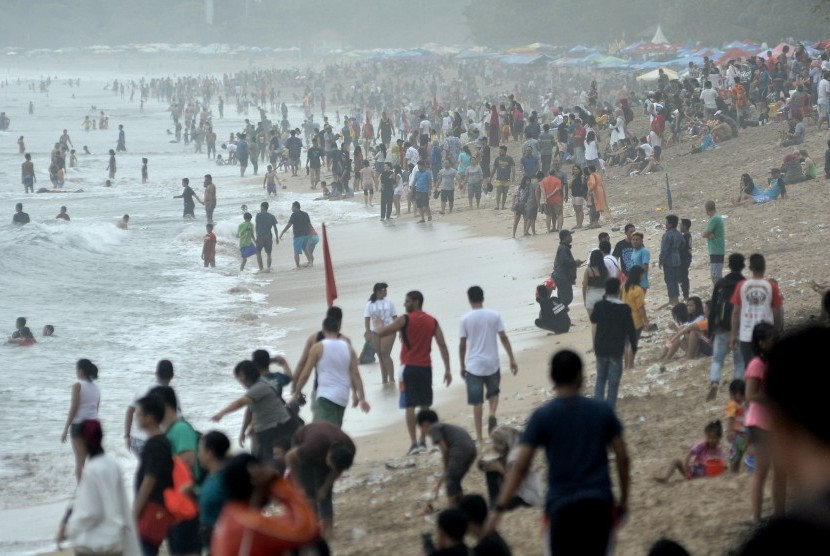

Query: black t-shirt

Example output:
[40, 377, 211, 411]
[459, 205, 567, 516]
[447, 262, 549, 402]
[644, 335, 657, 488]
[11, 326, 34, 339]
[182, 186, 195, 204]
[255, 211, 278, 238]
[474, 532, 513, 556]
[380, 170, 396, 190]
[288, 210, 311, 237]
[307, 147, 322, 168]
[286, 136, 303, 158]
[136, 434, 174, 504]
[612, 239, 634, 274]
[12, 212, 30, 225]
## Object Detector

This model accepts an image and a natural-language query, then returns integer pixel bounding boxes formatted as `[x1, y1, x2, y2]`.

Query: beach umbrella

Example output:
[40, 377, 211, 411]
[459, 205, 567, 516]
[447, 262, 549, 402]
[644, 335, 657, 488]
[814, 39, 830, 50]
[770, 42, 795, 57]
[718, 47, 756, 65]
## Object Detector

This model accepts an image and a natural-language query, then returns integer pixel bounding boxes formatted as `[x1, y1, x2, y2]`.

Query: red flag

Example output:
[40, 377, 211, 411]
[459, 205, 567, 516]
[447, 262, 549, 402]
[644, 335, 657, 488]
[322, 223, 337, 307]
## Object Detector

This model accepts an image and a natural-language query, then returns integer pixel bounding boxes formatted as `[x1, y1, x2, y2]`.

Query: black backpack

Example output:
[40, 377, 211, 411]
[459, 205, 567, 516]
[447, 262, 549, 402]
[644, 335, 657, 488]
[709, 275, 741, 336]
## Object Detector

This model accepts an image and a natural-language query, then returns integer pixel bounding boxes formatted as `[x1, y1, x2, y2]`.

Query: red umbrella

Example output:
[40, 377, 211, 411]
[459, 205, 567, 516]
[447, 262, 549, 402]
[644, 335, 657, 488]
[815, 39, 830, 50]
[718, 47, 755, 65]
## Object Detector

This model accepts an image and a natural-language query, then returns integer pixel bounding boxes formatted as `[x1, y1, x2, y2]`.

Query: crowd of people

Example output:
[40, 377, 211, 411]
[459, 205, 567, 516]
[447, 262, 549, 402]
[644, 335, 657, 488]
[6, 37, 830, 556]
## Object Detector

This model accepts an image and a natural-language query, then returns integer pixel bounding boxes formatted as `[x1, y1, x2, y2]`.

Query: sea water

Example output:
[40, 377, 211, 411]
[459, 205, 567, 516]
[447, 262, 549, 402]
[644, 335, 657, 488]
[0, 70, 374, 554]
[0, 69, 550, 555]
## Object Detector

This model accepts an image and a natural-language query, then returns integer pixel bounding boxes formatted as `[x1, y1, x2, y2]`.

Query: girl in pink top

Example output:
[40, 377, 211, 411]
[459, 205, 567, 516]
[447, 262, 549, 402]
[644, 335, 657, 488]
[745, 322, 786, 521]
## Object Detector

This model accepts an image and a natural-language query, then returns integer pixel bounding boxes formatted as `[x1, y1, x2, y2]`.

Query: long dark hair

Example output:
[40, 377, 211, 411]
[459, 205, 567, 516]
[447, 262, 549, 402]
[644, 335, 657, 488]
[688, 296, 704, 319]
[625, 266, 644, 292]
[751, 322, 778, 360]
[589, 250, 608, 280]
[369, 282, 388, 303]
[77, 359, 99, 381]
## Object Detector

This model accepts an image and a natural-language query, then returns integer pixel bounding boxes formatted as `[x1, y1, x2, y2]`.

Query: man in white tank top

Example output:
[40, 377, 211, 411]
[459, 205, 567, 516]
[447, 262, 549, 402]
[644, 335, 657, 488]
[292, 316, 370, 427]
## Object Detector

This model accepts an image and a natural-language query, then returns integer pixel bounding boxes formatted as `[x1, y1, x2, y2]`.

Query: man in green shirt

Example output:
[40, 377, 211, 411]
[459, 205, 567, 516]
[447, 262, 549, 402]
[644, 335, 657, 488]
[702, 200, 725, 285]
[237, 211, 256, 272]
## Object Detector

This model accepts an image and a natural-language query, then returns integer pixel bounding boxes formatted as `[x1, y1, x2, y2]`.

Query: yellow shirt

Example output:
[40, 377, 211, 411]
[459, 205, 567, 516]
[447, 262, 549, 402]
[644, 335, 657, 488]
[623, 284, 646, 330]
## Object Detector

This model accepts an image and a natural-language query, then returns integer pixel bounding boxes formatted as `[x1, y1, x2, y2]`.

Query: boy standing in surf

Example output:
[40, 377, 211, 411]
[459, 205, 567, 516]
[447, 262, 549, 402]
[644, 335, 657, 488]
[202, 223, 216, 268]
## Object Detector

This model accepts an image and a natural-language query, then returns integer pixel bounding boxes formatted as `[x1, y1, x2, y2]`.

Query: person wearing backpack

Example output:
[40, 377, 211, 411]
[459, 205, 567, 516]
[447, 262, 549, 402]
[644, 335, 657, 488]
[708, 253, 746, 398]
[151, 386, 201, 556]
[133, 395, 174, 556]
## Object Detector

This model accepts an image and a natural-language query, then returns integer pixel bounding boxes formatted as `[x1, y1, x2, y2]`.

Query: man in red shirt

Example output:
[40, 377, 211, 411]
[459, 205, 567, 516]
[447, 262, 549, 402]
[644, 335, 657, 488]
[378, 290, 451, 455]
[540, 170, 564, 232]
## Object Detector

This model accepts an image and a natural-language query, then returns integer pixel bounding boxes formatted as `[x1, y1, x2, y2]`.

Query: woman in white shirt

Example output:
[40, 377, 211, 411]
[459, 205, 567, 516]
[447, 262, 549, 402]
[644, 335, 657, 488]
[57, 420, 141, 556]
[363, 282, 398, 385]
[61, 359, 101, 483]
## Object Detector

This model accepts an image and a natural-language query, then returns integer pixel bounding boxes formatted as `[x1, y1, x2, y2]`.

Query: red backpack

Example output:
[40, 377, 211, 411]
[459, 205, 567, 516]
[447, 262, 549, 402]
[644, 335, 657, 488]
[164, 456, 199, 523]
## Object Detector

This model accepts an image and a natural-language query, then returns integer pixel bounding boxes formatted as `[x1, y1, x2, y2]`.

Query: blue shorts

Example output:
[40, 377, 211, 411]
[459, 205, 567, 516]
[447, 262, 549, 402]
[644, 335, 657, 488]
[293, 235, 309, 254]
[465, 371, 500, 405]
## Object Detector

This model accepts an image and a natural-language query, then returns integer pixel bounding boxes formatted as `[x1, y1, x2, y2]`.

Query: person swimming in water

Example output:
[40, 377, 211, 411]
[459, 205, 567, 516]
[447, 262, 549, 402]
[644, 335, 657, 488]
[9, 317, 36, 345]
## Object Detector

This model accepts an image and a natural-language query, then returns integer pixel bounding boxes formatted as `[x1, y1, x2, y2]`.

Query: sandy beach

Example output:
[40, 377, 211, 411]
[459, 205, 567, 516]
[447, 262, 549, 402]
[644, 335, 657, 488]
[13, 53, 829, 556]
[240, 111, 828, 556]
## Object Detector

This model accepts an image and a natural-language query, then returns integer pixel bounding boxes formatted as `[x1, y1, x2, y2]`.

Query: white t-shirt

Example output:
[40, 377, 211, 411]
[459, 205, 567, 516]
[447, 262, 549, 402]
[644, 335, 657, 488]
[734, 279, 781, 343]
[419, 119, 431, 135]
[699, 89, 718, 109]
[604, 255, 620, 279]
[818, 79, 830, 106]
[406, 146, 420, 167]
[640, 143, 654, 157]
[442, 116, 452, 131]
[364, 298, 397, 332]
[459, 307, 505, 376]
[316, 338, 353, 407]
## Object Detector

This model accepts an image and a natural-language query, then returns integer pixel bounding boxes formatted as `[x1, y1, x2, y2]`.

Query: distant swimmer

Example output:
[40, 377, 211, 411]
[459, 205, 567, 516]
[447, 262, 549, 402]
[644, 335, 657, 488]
[22, 153, 35, 193]
[117, 214, 129, 229]
[43, 325, 55, 336]
[56, 206, 70, 220]
[9, 317, 36, 345]
[83, 145, 91, 155]
[12, 203, 30, 225]
[174, 178, 203, 219]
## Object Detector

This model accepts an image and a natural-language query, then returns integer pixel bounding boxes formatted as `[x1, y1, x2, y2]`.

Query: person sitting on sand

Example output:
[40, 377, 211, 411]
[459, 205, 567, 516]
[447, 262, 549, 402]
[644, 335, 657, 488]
[654, 420, 726, 483]
[535, 284, 571, 334]
[733, 174, 762, 205]
[780, 153, 806, 185]
[690, 126, 716, 155]
[710, 116, 733, 143]
[624, 147, 648, 175]
[778, 115, 805, 147]
[658, 298, 712, 362]
[736, 169, 788, 205]
[799, 150, 817, 180]
[638, 151, 665, 175]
